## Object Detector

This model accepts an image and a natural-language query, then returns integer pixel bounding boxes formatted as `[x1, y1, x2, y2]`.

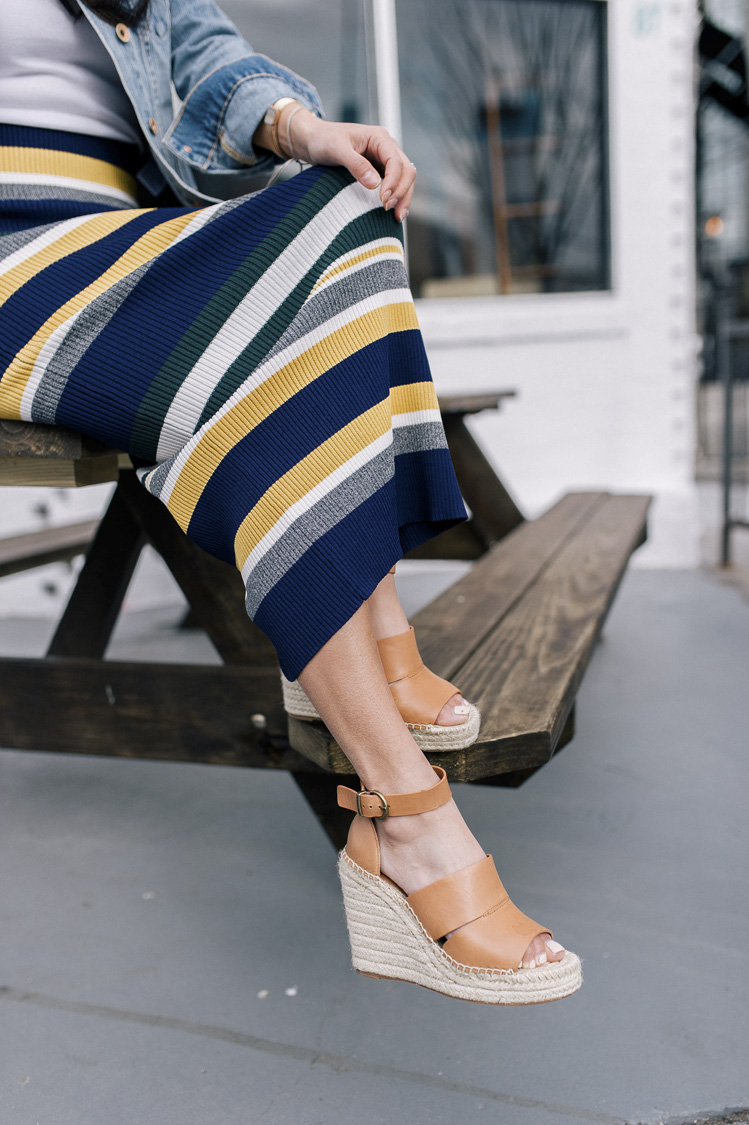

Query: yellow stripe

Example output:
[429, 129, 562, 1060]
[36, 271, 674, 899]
[314, 241, 403, 291]
[0, 209, 145, 310]
[233, 399, 391, 569]
[0, 210, 198, 419]
[390, 381, 440, 416]
[0, 146, 137, 198]
[166, 298, 419, 528]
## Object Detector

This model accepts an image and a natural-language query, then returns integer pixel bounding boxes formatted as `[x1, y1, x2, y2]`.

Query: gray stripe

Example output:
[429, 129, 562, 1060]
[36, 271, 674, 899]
[0, 223, 59, 262]
[140, 456, 174, 500]
[393, 419, 449, 456]
[265, 258, 409, 362]
[245, 446, 395, 618]
[0, 183, 135, 209]
[30, 261, 151, 423]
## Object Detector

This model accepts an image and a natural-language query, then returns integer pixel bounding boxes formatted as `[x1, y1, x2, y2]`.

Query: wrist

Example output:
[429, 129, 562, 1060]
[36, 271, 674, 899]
[281, 104, 316, 160]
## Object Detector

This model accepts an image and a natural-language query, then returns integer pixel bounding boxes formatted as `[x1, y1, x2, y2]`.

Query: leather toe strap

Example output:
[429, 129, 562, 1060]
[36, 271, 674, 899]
[406, 855, 552, 972]
[377, 627, 460, 725]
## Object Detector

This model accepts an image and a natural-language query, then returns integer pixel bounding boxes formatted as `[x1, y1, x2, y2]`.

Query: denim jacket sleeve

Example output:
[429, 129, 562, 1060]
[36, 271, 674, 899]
[164, 0, 324, 171]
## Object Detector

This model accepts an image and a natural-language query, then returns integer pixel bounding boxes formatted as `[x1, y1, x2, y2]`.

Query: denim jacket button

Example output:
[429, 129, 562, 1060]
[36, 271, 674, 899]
[115, 23, 131, 43]
[153, 17, 168, 37]
[148, 117, 159, 135]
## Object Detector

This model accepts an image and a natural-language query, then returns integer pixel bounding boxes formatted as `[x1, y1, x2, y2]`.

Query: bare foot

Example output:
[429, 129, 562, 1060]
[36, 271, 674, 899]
[376, 798, 566, 970]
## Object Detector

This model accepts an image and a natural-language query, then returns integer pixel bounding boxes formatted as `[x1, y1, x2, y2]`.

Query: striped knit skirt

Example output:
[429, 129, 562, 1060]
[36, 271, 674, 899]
[0, 125, 467, 679]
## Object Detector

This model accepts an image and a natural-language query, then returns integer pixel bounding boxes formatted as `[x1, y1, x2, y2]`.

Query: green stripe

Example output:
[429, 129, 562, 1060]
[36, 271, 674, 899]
[128, 167, 354, 461]
[195, 206, 402, 430]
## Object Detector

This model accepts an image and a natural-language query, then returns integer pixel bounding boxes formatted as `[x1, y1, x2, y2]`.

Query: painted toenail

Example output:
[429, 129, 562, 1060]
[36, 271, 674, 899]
[453, 705, 470, 715]
[536, 952, 547, 965]
[527, 959, 536, 969]
[545, 940, 564, 955]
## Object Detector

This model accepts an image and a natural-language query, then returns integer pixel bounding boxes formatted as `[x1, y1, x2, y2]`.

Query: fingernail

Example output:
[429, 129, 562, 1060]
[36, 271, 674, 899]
[387, 198, 399, 212]
[536, 952, 547, 965]
[545, 940, 565, 955]
[403, 208, 409, 219]
[381, 188, 392, 203]
[362, 171, 381, 188]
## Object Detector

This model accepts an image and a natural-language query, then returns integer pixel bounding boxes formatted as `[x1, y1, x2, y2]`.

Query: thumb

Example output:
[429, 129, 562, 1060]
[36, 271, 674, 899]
[343, 148, 381, 190]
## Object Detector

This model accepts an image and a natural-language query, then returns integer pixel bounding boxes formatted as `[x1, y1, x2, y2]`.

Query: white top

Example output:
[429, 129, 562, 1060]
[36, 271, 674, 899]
[0, 0, 142, 146]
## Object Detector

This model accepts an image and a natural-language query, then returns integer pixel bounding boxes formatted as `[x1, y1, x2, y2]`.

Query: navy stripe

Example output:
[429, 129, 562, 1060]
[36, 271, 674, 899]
[185, 334, 412, 561]
[0, 123, 143, 172]
[194, 201, 404, 430]
[0, 207, 172, 370]
[57, 170, 335, 458]
[0, 198, 129, 235]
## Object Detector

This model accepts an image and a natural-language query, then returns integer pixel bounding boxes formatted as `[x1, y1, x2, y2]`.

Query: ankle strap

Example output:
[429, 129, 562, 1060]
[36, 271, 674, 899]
[337, 766, 451, 820]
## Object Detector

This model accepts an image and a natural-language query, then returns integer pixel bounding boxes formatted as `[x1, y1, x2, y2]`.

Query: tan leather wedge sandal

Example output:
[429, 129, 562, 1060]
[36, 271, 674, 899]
[336, 767, 583, 1005]
[282, 566, 479, 752]
[282, 631, 481, 752]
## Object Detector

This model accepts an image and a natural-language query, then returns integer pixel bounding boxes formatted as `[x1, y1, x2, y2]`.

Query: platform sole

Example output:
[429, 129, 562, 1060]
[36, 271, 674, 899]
[338, 850, 583, 1006]
[281, 675, 481, 752]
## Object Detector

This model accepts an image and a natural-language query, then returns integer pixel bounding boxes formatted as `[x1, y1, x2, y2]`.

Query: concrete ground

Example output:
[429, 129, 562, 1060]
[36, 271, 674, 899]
[0, 565, 747, 1125]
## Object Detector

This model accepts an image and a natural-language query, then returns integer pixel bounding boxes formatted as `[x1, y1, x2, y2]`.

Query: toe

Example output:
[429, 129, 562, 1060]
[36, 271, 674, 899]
[436, 692, 470, 727]
[520, 932, 564, 969]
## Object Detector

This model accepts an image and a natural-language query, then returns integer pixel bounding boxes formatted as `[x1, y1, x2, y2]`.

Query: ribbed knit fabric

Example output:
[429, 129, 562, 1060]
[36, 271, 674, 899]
[0, 127, 467, 678]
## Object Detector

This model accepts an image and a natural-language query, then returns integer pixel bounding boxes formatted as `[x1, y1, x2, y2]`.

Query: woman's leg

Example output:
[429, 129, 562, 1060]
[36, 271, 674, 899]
[365, 572, 468, 726]
[297, 602, 564, 969]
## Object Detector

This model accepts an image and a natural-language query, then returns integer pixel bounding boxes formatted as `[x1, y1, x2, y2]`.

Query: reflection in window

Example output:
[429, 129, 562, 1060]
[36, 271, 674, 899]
[397, 0, 610, 297]
[220, 0, 374, 126]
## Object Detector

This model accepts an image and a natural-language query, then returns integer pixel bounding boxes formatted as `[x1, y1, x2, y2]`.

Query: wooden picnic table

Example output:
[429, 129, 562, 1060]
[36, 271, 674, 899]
[0, 394, 650, 847]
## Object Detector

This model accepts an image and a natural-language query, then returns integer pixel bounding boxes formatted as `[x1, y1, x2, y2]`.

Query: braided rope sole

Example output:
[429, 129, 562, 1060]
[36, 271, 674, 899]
[281, 675, 481, 752]
[339, 851, 583, 1005]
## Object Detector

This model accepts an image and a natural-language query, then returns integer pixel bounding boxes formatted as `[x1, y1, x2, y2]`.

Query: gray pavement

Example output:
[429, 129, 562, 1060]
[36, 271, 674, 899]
[0, 566, 747, 1125]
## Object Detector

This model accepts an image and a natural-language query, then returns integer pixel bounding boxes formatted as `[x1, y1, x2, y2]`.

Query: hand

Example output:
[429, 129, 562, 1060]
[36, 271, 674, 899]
[284, 107, 416, 223]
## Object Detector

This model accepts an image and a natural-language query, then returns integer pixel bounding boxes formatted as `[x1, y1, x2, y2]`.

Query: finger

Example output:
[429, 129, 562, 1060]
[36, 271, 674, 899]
[340, 144, 382, 191]
[390, 162, 416, 221]
[379, 154, 405, 208]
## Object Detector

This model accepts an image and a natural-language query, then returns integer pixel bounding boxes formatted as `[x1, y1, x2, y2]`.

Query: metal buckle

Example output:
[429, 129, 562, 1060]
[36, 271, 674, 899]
[356, 789, 389, 819]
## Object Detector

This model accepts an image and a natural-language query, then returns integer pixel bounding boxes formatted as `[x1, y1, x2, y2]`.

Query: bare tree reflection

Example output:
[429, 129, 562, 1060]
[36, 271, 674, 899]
[400, 0, 607, 295]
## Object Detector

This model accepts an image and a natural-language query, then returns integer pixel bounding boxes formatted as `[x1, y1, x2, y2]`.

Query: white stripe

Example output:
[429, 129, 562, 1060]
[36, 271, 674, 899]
[154, 180, 383, 462]
[0, 212, 100, 281]
[0, 171, 137, 207]
[156, 286, 412, 503]
[391, 408, 442, 427]
[239, 429, 392, 580]
[20, 307, 84, 418]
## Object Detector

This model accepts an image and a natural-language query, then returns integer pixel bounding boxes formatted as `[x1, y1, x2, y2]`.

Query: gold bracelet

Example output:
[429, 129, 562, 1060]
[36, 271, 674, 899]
[263, 97, 300, 158]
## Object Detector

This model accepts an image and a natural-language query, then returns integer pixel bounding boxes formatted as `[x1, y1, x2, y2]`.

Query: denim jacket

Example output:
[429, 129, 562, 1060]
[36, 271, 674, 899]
[79, 0, 324, 205]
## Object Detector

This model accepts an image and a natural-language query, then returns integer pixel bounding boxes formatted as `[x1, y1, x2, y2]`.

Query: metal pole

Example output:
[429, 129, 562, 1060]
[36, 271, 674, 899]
[718, 283, 734, 565]
[371, 0, 403, 142]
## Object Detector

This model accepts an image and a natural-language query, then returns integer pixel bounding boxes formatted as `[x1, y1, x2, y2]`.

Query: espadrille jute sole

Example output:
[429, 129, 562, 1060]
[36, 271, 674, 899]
[338, 850, 582, 1005]
[281, 675, 481, 752]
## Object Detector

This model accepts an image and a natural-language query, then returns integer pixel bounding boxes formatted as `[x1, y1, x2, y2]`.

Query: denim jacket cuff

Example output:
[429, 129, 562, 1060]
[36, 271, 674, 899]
[163, 54, 323, 172]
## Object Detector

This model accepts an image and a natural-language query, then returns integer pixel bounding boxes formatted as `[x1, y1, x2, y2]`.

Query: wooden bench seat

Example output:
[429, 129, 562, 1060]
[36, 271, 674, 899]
[289, 491, 651, 783]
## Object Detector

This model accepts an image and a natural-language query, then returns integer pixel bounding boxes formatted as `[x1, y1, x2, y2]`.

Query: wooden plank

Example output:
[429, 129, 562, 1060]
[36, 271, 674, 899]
[456, 494, 652, 764]
[0, 657, 314, 771]
[47, 483, 145, 659]
[437, 391, 516, 415]
[413, 492, 609, 680]
[0, 419, 112, 460]
[0, 519, 98, 579]
[441, 413, 526, 545]
[0, 453, 120, 487]
[118, 471, 278, 667]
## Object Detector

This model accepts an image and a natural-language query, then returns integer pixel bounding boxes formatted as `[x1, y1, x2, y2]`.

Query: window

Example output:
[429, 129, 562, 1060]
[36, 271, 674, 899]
[397, 0, 610, 297]
[222, 0, 610, 299]
[221, 0, 374, 126]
